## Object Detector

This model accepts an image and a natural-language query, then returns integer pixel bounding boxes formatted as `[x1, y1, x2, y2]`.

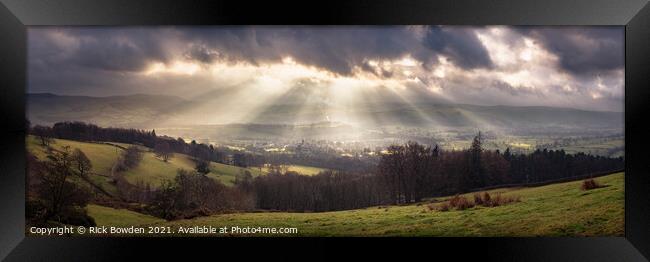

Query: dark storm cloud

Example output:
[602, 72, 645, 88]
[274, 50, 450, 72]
[29, 26, 497, 78]
[516, 27, 624, 75]
[179, 26, 422, 75]
[29, 28, 175, 73]
[421, 26, 493, 69]
[180, 26, 494, 74]
[183, 43, 220, 64]
[29, 26, 624, 78]
[70, 37, 166, 72]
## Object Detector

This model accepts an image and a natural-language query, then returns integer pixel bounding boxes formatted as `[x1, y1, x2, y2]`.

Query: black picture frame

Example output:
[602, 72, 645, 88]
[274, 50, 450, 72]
[1, 0, 649, 261]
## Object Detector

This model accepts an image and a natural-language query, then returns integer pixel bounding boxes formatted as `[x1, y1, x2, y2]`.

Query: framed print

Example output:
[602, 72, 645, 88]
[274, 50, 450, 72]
[1, 0, 649, 261]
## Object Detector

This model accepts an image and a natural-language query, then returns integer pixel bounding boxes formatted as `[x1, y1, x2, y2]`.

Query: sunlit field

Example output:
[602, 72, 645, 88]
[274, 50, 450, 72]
[27, 136, 267, 189]
[261, 165, 328, 176]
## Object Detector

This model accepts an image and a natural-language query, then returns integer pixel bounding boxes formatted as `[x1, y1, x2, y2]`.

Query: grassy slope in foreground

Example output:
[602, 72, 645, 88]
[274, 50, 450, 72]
[87, 204, 165, 227]
[90, 172, 624, 237]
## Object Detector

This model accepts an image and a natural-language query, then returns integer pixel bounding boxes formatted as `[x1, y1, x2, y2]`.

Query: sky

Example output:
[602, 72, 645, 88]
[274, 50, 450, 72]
[28, 26, 624, 112]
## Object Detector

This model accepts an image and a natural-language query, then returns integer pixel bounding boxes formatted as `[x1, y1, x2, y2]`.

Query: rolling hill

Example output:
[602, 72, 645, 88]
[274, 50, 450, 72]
[86, 172, 624, 236]
[26, 136, 328, 190]
[26, 136, 266, 191]
[28, 93, 623, 138]
[27, 136, 123, 195]
[27, 93, 187, 128]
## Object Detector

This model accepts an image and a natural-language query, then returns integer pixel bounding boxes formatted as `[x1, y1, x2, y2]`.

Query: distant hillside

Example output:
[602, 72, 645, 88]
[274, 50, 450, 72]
[27, 93, 187, 127]
[245, 102, 623, 130]
[27, 93, 623, 136]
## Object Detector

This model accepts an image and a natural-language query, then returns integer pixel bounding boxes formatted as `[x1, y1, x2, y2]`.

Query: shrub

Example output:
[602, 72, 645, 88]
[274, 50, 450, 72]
[479, 192, 494, 207]
[581, 179, 602, 191]
[473, 193, 484, 206]
[434, 202, 450, 212]
[448, 195, 475, 210]
[431, 192, 520, 212]
[426, 195, 474, 212]
[465, 192, 522, 207]
[115, 146, 143, 172]
[195, 160, 211, 175]
[482, 192, 491, 204]
[56, 206, 97, 227]
[26, 199, 48, 223]
[489, 193, 520, 207]
[146, 170, 255, 220]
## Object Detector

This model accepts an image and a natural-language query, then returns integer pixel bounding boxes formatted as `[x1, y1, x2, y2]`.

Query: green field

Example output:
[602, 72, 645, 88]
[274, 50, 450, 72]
[443, 136, 625, 158]
[26, 136, 267, 189]
[87, 172, 624, 237]
[27, 136, 119, 176]
[122, 151, 194, 186]
[27, 136, 121, 195]
[261, 164, 328, 176]
[208, 162, 266, 185]
[122, 150, 266, 186]
[555, 139, 624, 158]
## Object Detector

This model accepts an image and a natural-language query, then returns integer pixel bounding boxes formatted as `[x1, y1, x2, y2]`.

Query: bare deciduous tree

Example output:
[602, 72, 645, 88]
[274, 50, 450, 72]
[155, 141, 172, 162]
[71, 148, 92, 178]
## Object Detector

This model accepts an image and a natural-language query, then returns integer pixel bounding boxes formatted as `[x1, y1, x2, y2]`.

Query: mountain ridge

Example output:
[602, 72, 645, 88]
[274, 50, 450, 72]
[27, 93, 623, 134]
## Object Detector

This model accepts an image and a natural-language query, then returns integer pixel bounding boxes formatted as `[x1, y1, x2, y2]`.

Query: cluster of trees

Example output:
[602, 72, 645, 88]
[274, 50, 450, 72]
[505, 147, 624, 184]
[40, 122, 160, 148]
[29, 121, 224, 163]
[115, 146, 143, 172]
[26, 147, 96, 227]
[263, 152, 377, 173]
[184, 140, 230, 165]
[376, 133, 514, 203]
[143, 170, 254, 220]
[244, 169, 382, 212]
[59, 164, 255, 220]
[376, 133, 624, 203]
[232, 152, 265, 168]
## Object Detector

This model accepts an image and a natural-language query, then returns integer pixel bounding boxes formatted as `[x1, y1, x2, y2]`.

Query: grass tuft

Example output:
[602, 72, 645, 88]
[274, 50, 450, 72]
[581, 179, 603, 191]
